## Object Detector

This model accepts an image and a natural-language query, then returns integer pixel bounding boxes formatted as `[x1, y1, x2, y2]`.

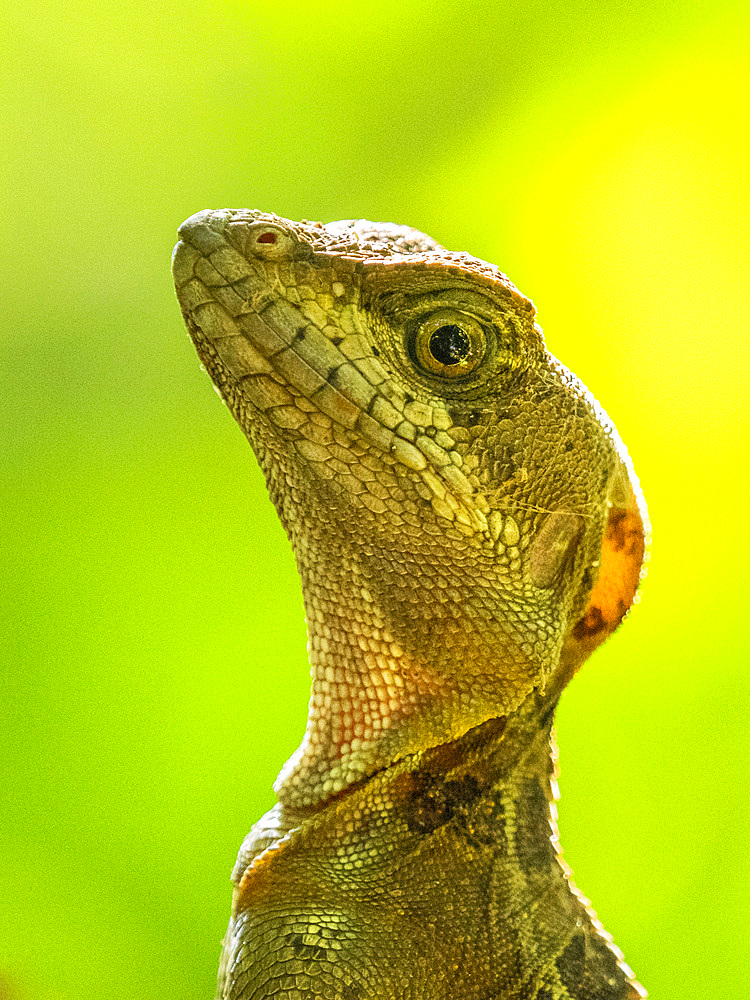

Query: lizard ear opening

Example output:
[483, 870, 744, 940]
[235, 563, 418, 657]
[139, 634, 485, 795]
[560, 466, 648, 678]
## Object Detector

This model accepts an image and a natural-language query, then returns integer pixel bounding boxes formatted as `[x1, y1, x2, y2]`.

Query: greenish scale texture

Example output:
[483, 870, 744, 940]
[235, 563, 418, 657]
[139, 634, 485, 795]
[1, 3, 749, 1000]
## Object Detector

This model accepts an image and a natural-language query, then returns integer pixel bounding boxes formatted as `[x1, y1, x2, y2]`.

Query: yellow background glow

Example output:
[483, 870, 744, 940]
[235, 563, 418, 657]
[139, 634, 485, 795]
[1, 3, 748, 998]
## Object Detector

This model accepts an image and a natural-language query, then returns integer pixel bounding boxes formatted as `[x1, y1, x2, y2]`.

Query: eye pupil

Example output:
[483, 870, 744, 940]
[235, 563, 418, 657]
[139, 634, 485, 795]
[429, 324, 470, 366]
[413, 311, 486, 379]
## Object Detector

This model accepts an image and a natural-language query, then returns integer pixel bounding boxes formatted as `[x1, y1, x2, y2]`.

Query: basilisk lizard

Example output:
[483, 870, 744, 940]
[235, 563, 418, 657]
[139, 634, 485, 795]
[172, 210, 648, 1000]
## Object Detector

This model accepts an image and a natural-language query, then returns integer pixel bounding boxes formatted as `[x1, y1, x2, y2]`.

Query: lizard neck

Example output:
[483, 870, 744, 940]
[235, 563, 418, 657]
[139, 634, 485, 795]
[272, 509, 562, 809]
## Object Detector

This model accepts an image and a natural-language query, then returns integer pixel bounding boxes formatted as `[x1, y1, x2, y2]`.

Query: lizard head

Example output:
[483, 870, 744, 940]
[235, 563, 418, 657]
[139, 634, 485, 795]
[172, 210, 648, 806]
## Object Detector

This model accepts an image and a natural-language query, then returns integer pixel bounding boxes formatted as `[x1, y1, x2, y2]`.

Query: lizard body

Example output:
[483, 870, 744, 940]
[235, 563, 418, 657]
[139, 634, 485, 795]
[172, 210, 648, 1000]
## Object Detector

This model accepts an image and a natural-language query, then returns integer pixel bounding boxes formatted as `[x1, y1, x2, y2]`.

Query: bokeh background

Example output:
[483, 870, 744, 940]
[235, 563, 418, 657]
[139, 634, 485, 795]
[2, 2, 749, 998]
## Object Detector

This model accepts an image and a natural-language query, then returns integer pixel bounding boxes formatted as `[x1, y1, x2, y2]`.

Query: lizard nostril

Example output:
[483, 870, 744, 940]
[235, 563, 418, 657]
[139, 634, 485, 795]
[245, 222, 300, 259]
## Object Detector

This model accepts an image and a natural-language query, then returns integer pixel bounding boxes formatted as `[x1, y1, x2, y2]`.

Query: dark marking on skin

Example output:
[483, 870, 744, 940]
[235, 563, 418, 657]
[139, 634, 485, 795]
[403, 773, 451, 834]
[371, 345, 380, 357]
[536, 988, 554, 1000]
[397, 713, 511, 846]
[331, 336, 343, 347]
[571, 605, 606, 640]
[295, 327, 307, 340]
[538, 697, 559, 730]
[461, 792, 508, 851]
[404, 772, 482, 835]
[608, 509, 629, 551]
[395, 717, 511, 835]
[287, 932, 304, 952]
[286, 932, 328, 962]
[556, 930, 587, 992]
[449, 775, 482, 805]
[515, 778, 555, 875]
[565, 440, 575, 452]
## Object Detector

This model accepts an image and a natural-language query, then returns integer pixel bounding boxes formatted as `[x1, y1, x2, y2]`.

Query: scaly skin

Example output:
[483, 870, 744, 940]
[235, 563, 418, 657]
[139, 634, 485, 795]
[172, 210, 649, 1000]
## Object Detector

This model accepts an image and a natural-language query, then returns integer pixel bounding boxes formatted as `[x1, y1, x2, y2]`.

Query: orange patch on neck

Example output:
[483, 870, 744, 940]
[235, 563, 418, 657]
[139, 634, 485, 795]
[570, 498, 646, 659]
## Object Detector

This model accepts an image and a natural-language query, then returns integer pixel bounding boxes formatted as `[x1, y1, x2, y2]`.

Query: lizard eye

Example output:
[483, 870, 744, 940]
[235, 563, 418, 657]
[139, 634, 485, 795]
[413, 310, 486, 378]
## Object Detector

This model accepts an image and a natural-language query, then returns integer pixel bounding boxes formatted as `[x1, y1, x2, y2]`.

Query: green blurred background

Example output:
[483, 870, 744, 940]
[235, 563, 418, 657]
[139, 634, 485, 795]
[2, 2, 749, 998]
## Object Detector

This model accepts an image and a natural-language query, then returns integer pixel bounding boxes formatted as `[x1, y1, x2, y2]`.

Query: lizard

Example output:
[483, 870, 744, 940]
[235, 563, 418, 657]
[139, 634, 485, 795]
[171, 209, 649, 1000]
